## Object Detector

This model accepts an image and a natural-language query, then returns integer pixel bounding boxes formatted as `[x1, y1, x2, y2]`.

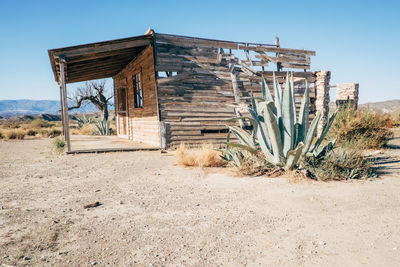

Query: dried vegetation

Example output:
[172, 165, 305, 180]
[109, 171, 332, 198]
[176, 144, 225, 167]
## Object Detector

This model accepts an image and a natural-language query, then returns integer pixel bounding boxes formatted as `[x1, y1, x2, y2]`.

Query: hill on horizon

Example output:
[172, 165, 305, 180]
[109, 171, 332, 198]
[0, 99, 99, 117]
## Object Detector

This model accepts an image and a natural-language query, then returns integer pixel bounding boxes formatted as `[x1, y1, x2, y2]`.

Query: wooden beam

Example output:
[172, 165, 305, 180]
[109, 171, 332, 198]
[66, 72, 120, 83]
[65, 47, 145, 64]
[59, 57, 71, 152]
[255, 54, 309, 65]
[54, 39, 151, 58]
[238, 44, 316, 56]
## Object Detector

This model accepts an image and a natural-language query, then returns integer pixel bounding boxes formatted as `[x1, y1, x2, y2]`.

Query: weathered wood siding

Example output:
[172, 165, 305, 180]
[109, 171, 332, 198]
[154, 34, 317, 147]
[114, 45, 160, 147]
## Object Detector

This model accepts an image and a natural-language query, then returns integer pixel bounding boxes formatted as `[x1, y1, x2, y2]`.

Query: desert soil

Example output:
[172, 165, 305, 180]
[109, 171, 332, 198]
[0, 131, 399, 266]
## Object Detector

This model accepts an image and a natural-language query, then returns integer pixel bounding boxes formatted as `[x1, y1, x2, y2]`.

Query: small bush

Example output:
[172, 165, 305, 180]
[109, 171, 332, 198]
[48, 129, 61, 138]
[176, 144, 225, 167]
[0, 130, 3, 139]
[4, 129, 25, 140]
[26, 129, 37, 136]
[328, 106, 394, 149]
[38, 129, 50, 137]
[304, 149, 376, 181]
[53, 137, 66, 151]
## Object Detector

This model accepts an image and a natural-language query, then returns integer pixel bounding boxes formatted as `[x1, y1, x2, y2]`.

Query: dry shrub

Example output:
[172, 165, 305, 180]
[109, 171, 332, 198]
[238, 152, 278, 176]
[48, 129, 61, 138]
[176, 144, 225, 167]
[304, 149, 376, 181]
[52, 137, 65, 152]
[0, 130, 3, 139]
[328, 105, 394, 149]
[4, 129, 26, 140]
[26, 129, 37, 136]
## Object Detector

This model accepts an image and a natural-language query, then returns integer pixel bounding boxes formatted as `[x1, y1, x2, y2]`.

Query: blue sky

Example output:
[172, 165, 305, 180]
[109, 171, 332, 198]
[0, 0, 399, 103]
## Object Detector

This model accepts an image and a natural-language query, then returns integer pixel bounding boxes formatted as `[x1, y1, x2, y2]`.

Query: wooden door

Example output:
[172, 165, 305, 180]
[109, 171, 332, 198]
[117, 87, 128, 136]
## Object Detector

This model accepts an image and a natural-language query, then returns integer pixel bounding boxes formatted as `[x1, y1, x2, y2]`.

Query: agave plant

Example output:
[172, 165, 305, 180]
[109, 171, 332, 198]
[225, 72, 336, 170]
[76, 115, 95, 128]
[95, 120, 111, 135]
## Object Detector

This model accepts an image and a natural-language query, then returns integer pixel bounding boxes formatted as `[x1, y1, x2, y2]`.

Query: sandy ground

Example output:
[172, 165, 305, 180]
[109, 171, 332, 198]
[0, 133, 399, 266]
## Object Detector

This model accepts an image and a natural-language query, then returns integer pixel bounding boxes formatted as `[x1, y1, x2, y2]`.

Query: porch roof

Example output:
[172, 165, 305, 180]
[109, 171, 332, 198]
[48, 34, 153, 84]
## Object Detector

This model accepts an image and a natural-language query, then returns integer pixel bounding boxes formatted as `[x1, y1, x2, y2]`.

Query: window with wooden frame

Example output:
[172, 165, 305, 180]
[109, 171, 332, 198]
[132, 71, 143, 108]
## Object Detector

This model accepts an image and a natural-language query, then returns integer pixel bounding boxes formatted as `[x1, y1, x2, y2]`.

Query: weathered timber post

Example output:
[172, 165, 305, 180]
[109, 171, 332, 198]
[275, 37, 282, 72]
[315, 71, 331, 134]
[59, 57, 71, 152]
[229, 62, 245, 128]
[336, 83, 359, 109]
[159, 121, 167, 150]
[59, 85, 65, 138]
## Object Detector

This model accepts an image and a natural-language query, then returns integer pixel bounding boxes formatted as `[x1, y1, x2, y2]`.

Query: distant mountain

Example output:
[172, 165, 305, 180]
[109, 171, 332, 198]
[0, 99, 100, 117]
[0, 100, 60, 116]
[359, 99, 400, 113]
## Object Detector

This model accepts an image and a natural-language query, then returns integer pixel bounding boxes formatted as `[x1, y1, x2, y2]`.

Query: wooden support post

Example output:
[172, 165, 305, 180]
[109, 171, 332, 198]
[113, 79, 120, 135]
[315, 71, 331, 135]
[229, 62, 244, 128]
[275, 36, 282, 71]
[160, 121, 167, 149]
[59, 57, 71, 152]
[59, 85, 65, 138]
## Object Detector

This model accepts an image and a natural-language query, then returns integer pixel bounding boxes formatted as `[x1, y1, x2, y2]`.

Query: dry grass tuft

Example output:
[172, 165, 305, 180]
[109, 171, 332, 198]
[29, 119, 54, 129]
[70, 124, 96, 135]
[176, 143, 225, 167]
[3, 129, 26, 140]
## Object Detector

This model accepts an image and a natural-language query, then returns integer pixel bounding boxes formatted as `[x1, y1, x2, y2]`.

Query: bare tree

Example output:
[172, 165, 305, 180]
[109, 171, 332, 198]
[68, 80, 113, 122]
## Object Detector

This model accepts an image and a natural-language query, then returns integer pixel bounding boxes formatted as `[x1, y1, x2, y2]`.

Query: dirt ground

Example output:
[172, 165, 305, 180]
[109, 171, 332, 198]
[0, 132, 399, 266]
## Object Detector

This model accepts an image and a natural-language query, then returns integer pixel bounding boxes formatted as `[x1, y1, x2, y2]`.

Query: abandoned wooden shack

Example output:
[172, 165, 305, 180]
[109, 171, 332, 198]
[48, 29, 331, 152]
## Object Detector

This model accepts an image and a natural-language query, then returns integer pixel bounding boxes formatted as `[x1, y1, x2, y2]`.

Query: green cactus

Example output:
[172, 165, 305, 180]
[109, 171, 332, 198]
[224, 72, 336, 171]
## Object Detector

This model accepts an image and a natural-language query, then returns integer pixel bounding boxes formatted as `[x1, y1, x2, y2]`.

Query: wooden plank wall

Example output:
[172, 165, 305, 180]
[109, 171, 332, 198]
[113, 46, 160, 147]
[154, 34, 317, 147]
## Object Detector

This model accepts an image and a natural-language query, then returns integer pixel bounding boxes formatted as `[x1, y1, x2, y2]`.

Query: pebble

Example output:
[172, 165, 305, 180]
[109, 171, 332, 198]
[91, 261, 98, 265]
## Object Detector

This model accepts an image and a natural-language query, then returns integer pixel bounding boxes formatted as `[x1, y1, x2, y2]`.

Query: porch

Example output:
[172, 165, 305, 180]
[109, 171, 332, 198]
[67, 135, 159, 154]
[48, 31, 158, 153]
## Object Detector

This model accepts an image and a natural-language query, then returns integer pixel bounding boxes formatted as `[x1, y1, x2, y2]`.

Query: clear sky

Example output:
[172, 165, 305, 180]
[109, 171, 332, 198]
[0, 0, 399, 103]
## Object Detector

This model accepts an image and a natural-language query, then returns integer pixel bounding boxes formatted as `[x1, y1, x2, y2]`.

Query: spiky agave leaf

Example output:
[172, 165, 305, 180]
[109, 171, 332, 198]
[311, 111, 337, 153]
[301, 112, 321, 157]
[284, 142, 304, 170]
[290, 72, 296, 124]
[297, 80, 310, 146]
[225, 142, 259, 155]
[272, 72, 282, 111]
[263, 101, 283, 164]
[247, 107, 271, 151]
[228, 126, 257, 150]
[281, 73, 295, 156]
[261, 75, 274, 102]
